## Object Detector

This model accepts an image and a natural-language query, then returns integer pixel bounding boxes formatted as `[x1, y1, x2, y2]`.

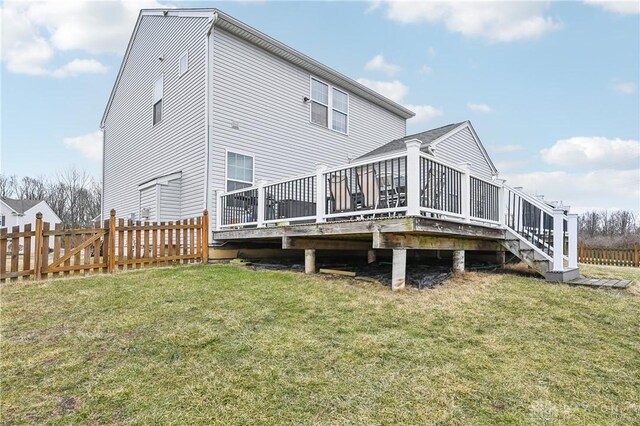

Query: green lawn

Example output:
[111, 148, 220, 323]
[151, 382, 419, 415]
[2, 264, 639, 425]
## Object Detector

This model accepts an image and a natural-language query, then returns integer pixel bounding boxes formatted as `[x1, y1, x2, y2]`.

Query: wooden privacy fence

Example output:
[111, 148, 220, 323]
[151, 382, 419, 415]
[0, 209, 209, 282]
[578, 243, 639, 267]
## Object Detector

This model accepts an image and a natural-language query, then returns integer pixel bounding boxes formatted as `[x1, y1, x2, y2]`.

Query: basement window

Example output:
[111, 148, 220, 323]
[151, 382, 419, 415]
[153, 75, 163, 125]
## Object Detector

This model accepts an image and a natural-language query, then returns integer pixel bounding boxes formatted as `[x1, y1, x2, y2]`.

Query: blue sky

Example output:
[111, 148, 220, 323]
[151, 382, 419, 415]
[1, 0, 639, 212]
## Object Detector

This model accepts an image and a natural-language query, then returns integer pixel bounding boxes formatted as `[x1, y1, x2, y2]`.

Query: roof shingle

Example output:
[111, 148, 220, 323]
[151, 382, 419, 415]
[0, 197, 42, 215]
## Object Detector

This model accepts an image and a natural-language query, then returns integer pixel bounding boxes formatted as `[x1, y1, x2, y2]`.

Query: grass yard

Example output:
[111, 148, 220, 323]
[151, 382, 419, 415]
[1, 264, 639, 425]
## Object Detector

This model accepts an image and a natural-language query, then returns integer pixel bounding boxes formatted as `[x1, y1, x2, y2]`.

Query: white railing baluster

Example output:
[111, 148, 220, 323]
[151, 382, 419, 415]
[495, 178, 506, 225]
[215, 190, 222, 231]
[257, 180, 266, 228]
[552, 207, 565, 271]
[405, 140, 422, 216]
[315, 164, 327, 223]
[459, 162, 471, 222]
[567, 213, 578, 268]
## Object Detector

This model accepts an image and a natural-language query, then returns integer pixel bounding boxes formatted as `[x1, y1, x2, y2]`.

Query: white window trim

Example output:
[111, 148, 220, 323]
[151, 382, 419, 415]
[309, 76, 349, 136]
[178, 51, 189, 77]
[224, 149, 255, 190]
[153, 74, 164, 126]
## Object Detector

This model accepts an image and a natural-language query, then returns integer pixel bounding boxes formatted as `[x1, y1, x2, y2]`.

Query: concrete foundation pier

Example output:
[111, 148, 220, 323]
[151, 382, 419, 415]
[305, 249, 316, 274]
[392, 249, 407, 290]
[452, 250, 465, 274]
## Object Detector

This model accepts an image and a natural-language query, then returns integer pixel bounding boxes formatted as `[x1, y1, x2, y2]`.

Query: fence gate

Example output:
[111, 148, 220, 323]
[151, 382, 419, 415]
[0, 209, 208, 282]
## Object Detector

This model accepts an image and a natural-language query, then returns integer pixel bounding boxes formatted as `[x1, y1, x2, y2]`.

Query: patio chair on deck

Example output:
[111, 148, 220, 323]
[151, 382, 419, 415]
[328, 175, 353, 213]
[356, 167, 380, 211]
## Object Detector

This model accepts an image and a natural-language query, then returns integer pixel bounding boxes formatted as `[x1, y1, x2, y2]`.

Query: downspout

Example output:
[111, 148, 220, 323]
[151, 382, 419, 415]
[101, 127, 106, 221]
[203, 13, 217, 241]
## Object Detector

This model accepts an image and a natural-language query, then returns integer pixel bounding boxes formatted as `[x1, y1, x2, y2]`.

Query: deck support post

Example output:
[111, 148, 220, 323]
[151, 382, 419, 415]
[567, 213, 578, 269]
[459, 162, 471, 222]
[552, 208, 565, 271]
[391, 249, 406, 291]
[315, 164, 327, 223]
[305, 249, 316, 274]
[405, 140, 422, 217]
[367, 249, 377, 264]
[495, 250, 505, 267]
[452, 250, 465, 274]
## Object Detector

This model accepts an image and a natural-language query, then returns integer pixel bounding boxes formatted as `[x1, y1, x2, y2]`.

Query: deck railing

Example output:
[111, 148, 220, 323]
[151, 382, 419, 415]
[215, 139, 577, 271]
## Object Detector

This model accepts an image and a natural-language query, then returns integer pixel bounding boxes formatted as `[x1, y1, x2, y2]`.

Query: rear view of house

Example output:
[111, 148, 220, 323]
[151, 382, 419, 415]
[102, 8, 580, 284]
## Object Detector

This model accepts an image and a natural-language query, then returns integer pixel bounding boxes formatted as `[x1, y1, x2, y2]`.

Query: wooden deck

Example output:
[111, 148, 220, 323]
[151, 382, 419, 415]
[213, 216, 506, 251]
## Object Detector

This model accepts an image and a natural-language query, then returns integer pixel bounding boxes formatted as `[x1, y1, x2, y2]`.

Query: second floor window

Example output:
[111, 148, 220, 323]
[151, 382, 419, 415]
[153, 75, 163, 125]
[310, 78, 349, 134]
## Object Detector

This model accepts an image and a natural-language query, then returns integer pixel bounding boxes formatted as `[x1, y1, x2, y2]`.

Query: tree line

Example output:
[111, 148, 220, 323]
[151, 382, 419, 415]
[578, 210, 640, 247]
[0, 168, 101, 228]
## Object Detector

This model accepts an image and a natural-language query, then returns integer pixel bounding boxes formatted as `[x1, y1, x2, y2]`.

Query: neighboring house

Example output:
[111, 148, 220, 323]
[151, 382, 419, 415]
[0, 197, 62, 231]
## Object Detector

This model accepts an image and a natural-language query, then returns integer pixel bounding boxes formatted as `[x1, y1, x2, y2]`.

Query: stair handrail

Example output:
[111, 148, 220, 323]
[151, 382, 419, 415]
[502, 184, 564, 217]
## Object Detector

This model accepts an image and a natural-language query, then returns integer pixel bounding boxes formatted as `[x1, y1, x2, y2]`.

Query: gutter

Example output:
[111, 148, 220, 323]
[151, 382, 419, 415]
[203, 13, 217, 234]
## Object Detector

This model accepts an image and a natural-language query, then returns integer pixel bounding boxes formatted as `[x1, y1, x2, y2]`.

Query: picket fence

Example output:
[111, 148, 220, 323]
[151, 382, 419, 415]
[578, 242, 639, 268]
[0, 209, 209, 282]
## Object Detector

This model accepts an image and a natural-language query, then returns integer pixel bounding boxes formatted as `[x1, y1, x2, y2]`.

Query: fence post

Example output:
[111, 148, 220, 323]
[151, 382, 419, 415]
[459, 162, 471, 222]
[405, 139, 421, 217]
[634, 242, 639, 268]
[202, 209, 209, 262]
[257, 180, 266, 228]
[567, 213, 578, 269]
[33, 213, 43, 280]
[108, 209, 116, 273]
[315, 164, 327, 223]
[552, 207, 565, 271]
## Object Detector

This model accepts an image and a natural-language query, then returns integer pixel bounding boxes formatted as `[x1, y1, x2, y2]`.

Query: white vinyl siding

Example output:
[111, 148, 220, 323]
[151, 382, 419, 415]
[102, 15, 209, 222]
[139, 185, 157, 221]
[208, 28, 406, 229]
[434, 127, 495, 181]
[159, 178, 182, 221]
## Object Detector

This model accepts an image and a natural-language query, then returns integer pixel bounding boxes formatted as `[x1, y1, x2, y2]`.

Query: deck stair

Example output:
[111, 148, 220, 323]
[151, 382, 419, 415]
[501, 185, 579, 282]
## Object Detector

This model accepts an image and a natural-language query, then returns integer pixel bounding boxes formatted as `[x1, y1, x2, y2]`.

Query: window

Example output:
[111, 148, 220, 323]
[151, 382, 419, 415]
[179, 51, 188, 76]
[226, 151, 254, 191]
[310, 77, 348, 134]
[153, 75, 163, 125]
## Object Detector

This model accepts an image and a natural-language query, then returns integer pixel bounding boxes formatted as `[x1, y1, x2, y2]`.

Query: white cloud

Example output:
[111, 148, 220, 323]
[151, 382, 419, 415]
[1, 0, 166, 77]
[357, 78, 409, 103]
[404, 104, 444, 123]
[488, 144, 523, 153]
[380, 2, 561, 42]
[541, 136, 640, 169]
[365, 54, 401, 76]
[503, 169, 640, 213]
[428, 46, 436, 57]
[614, 81, 637, 94]
[584, 0, 640, 15]
[63, 130, 103, 161]
[357, 78, 443, 123]
[419, 65, 432, 75]
[52, 59, 109, 78]
[467, 102, 494, 113]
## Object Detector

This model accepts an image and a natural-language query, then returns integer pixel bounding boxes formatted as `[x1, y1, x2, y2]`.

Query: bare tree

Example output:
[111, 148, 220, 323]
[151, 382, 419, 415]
[0, 174, 17, 198]
[15, 176, 47, 200]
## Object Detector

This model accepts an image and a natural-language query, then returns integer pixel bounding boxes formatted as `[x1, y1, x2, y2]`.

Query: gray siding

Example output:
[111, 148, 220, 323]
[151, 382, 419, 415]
[139, 186, 157, 221]
[434, 127, 495, 181]
[103, 15, 209, 221]
[208, 28, 407, 228]
[159, 179, 182, 221]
